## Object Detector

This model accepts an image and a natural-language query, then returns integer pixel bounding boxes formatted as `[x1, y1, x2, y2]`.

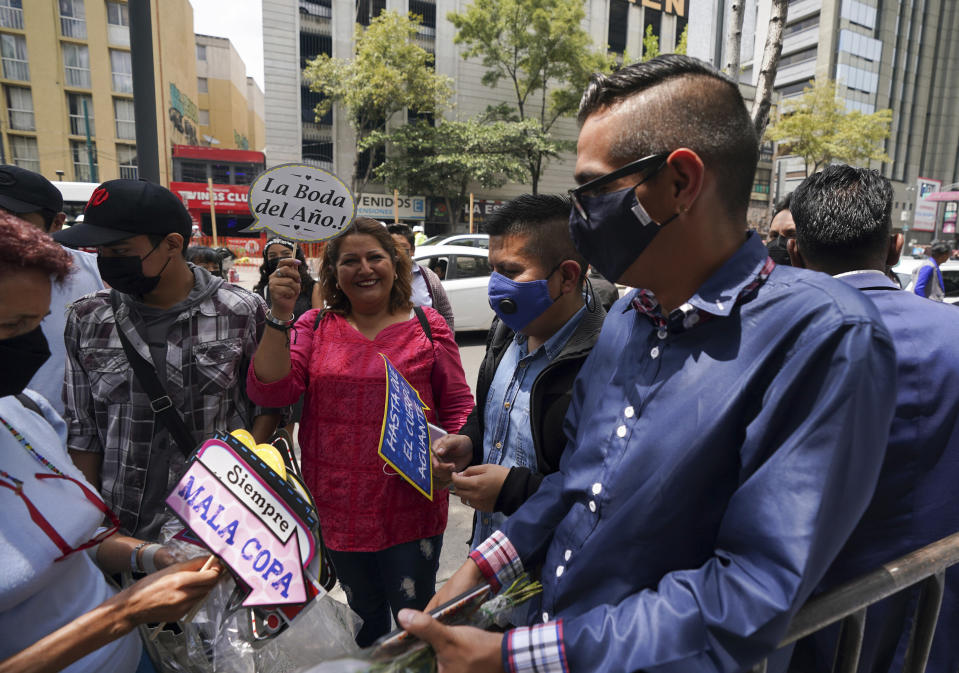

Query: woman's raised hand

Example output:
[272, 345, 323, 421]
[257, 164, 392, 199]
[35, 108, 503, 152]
[269, 258, 302, 319]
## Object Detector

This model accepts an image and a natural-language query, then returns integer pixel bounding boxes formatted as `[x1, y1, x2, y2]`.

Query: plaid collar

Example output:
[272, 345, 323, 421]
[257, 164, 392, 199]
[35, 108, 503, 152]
[631, 256, 776, 334]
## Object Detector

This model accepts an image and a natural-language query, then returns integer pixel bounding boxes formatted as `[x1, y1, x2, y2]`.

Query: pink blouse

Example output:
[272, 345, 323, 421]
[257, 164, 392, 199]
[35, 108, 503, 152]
[247, 308, 474, 552]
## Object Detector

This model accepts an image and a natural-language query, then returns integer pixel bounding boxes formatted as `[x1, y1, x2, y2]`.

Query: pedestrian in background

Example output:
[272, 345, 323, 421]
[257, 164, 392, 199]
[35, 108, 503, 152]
[788, 165, 959, 673]
[253, 237, 322, 319]
[388, 223, 455, 330]
[765, 193, 794, 266]
[247, 217, 474, 647]
[913, 239, 951, 301]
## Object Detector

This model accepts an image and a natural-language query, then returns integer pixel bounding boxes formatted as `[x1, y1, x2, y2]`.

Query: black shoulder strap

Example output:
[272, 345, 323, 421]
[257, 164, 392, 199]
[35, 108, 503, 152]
[16, 393, 43, 416]
[109, 291, 197, 457]
[313, 307, 434, 343]
[413, 305, 433, 344]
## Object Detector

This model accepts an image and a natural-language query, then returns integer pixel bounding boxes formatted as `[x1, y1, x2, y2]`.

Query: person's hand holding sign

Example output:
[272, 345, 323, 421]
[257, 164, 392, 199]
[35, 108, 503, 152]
[269, 257, 301, 320]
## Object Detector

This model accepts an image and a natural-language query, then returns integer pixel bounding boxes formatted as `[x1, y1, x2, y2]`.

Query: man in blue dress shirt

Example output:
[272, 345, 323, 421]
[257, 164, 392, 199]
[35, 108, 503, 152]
[786, 165, 959, 673]
[399, 55, 898, 673]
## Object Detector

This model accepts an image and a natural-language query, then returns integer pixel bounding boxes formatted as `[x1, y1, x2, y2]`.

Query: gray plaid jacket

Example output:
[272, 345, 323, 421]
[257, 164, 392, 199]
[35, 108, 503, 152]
[63, 278, 270, 537]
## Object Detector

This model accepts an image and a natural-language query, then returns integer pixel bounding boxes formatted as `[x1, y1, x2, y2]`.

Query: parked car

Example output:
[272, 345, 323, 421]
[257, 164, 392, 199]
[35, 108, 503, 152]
[891, 256, 959, 304]
[413, 245, 494, 331]
[419, 233, 489, 250]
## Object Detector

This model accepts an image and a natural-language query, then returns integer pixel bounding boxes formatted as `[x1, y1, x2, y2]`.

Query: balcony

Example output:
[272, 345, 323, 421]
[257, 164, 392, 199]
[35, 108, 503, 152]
[112, 72, 133, 93]
[65, 66, 91, 88]
[2, 58, 28, 81]
[61, 16, 87, 39]
[0, 5, 23, 29]
[119, 165, 138, 179]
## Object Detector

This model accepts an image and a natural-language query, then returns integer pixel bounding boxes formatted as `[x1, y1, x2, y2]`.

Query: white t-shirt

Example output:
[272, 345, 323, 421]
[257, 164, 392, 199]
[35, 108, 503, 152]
[0, 391, 140, 672]
[29, 248, 104, 415]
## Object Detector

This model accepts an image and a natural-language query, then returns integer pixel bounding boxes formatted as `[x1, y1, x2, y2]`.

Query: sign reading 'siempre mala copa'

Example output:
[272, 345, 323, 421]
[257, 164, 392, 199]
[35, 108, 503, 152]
[248, 163, 356, 242]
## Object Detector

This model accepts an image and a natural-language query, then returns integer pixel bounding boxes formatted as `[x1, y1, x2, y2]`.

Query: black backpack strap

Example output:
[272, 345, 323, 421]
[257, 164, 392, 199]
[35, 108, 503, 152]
[109, 291, 197, 457]
[413, 305, 433, 344]
[16, 393, 43, 416]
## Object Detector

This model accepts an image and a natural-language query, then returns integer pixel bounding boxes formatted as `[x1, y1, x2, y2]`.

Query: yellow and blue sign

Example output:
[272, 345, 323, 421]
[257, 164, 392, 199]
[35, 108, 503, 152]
[377, 354, 433, 500]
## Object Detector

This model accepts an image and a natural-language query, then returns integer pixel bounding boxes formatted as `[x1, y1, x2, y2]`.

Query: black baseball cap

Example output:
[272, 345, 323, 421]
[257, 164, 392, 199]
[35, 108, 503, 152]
[53, 179, 192, 248]
[0, 165, 63, 214]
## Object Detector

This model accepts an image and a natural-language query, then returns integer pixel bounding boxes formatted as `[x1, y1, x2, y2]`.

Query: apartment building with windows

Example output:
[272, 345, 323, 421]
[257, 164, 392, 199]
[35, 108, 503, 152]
[0, 0, 264, 188]
[195, 34, 265, 152]
[263, 0, 688, 231]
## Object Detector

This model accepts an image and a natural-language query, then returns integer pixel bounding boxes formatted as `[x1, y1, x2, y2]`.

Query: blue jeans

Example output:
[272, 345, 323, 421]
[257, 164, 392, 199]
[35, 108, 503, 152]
[328, 534, 443, 647]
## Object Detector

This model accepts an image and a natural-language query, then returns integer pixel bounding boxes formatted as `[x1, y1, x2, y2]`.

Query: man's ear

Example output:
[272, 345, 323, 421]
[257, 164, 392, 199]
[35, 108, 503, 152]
[886, 233, 904, 267]
[787, 238, 806, 268]
[167, 233, 185, 256]
[664, 148, 704, 212]
[557, 259, 582, 294]
[48, 212, 66, 234]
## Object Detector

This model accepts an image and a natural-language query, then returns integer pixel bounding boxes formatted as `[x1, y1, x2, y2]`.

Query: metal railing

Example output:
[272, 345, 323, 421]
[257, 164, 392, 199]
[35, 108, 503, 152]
[69, 114, 92, 136]
[60, 16, 87, 39]
[64, 66, 91, 88]
[0, 5, 23, 29]
[2, 58, 28, 81]
[119, 165, 138, 180]
[753, 531, 959, 673]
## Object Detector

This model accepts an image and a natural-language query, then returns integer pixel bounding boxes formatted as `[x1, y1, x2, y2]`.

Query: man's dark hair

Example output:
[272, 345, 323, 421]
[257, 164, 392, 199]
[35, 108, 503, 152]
[773, 193, 792, 218]
[387, 223, 415, 249]
[484, 194, 588, 280]
[577, 54, 759, 219]
[930, 240, 952, 257]
[791, 165, 893, 272]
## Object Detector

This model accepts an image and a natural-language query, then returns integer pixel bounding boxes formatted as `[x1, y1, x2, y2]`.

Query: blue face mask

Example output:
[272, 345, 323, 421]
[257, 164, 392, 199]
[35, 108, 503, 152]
[568, 185, 677, 283]
[487, 263, 562, 332]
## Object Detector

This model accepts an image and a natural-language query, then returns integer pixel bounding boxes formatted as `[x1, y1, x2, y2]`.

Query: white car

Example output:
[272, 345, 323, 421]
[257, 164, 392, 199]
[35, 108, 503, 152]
[419, 233, 489, 250]
[413, 245, 494, 331]
[891, 256, 959, 304]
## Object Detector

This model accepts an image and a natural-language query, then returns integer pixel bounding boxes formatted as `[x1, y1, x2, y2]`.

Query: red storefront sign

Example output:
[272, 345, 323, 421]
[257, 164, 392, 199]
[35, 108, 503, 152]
[170, 182, 252, 215]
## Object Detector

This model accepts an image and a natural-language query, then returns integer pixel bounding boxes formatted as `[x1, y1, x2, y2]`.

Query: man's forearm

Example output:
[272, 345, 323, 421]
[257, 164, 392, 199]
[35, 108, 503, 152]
[68, 449, 102, 490]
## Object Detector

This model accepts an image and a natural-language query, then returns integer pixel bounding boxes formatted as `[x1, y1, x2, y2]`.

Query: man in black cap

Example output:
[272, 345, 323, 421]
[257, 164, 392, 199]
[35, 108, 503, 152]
[54, 179, 280, 538]
[0, 165, 104, 415]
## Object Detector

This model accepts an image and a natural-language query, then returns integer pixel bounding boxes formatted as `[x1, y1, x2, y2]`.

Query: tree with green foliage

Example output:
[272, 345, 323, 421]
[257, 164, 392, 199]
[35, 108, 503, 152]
[675, 24, 688, 56]
[448, 0, 616, 193]
[303, 11, 453, 195]
[368, 118, 545, 228]
[642, 24, 661, 61]
[766, 78, 892, 175]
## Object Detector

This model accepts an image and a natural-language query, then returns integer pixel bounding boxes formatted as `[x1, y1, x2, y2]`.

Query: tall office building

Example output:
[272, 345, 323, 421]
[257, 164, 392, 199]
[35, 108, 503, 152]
[0, 0, 264, 187]
[706, 0, 959, 240]
[263, 0, 690, 231]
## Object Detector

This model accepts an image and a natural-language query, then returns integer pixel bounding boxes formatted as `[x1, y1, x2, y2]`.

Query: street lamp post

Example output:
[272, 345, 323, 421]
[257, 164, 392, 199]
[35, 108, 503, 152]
[128, 0, 160, 183]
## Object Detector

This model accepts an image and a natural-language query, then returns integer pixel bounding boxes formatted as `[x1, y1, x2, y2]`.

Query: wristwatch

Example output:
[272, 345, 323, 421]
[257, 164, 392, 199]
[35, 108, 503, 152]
[266, 309, 295, 330]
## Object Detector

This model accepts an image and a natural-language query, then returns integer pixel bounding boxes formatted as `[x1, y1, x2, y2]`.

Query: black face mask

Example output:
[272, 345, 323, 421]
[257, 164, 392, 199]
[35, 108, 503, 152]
[97, 241, 171, 296]
[0, 326, 50, 397]
[264, 258, 281, 275]
[766, 236, 792, 266]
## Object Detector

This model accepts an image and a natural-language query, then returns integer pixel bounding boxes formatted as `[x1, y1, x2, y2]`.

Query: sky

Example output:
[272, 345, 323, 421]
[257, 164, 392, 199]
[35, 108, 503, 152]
[189, 0, 265, 88]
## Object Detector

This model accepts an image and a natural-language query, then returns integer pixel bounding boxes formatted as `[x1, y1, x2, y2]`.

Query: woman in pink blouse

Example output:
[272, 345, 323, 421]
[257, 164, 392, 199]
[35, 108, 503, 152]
[247, 218, 474, 646]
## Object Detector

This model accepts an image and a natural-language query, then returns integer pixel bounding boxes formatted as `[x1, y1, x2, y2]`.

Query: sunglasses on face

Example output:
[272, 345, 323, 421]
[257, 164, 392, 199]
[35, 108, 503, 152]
[569, 152, 671, 223]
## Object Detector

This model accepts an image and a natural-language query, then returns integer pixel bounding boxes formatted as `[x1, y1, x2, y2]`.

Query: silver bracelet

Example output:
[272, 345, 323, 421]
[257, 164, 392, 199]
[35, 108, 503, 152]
[141, 544, 164, 573]
[266, 309, 295, 330]
[131, 541, 149, 572]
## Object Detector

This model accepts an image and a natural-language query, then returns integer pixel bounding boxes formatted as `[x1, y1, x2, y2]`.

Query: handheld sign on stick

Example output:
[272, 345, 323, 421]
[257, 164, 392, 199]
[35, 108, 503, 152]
[247, 164, 356, 244]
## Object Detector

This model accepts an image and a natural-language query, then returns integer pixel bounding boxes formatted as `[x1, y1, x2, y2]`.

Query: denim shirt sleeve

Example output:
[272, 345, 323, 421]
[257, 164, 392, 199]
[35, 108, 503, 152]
[498, 317, 897, 673]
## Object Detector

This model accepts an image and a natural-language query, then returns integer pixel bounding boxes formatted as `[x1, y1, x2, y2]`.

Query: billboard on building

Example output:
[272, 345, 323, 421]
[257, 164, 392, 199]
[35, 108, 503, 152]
[914, 177, 942, 232]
